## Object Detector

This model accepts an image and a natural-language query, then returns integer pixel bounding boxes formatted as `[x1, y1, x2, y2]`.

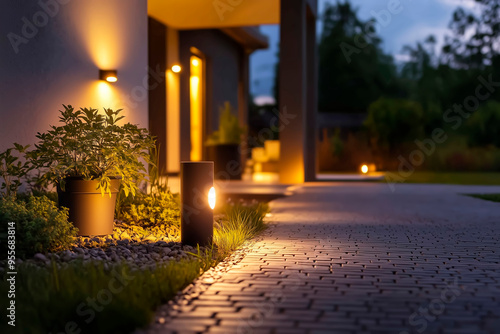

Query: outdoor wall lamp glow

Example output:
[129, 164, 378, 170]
[99, 70, 118, 83]
[181, 161, 215, 246]
[171, 65, 181, 73]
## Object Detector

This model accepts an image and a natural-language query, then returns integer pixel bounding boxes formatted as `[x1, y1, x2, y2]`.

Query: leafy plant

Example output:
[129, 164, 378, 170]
[0, 196, 78, 259]
[116, 143, 181, 239]
[29, 105, 156, 196]
[119, 191, 180, 232]
[0, 143, 31, 198]
[205, 101, 245, 145]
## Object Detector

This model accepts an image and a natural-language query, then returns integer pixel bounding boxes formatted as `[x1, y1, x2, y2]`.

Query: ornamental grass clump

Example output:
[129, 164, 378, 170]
[213, 202, 268, 257]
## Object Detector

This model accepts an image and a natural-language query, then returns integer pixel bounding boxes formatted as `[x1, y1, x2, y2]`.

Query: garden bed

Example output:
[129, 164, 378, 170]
[0, 200, 268, 333]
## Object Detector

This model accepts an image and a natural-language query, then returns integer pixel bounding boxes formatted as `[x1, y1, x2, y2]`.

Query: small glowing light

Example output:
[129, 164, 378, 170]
[361, 164, 369, 174]
[191, 59, 199, 66]
[208, 187, 216, 210]
[171, 65, 181, 73]
[99, 70, 118, 83]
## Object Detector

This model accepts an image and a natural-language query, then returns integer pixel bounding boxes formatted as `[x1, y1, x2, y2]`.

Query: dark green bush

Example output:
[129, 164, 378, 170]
[0, 196, 78, 259]
[364, 98, 424, 153]
[465, 100, 500, 148]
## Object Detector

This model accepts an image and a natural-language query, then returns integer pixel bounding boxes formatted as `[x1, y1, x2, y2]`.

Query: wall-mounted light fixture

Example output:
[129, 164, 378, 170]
[99, 70, 118, 83]
[171, 65, 182, 73]
[181, 161, 215, 246]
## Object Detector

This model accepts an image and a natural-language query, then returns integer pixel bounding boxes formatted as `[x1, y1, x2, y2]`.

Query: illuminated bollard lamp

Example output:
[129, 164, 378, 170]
[181, 161, 216, 247]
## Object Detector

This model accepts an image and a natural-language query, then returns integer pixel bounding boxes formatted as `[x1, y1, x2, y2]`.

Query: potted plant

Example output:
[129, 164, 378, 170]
[206, 102, 245, 180]
[29, 105, 155, 236]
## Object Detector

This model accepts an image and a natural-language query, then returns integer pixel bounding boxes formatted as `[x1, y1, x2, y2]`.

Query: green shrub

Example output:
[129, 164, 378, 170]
[205, 101, 246, 145]
[117, 190, 180, 239]
[0, 144, 31, 198]
[364, 98, 424, 153]
[0, 196, 77, 259]
[121, 191, 180, 226]
[465, 100, 500, 148]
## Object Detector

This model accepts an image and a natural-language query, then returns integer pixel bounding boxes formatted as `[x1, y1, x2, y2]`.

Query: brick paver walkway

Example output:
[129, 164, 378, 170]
[144, 183, 500, 334]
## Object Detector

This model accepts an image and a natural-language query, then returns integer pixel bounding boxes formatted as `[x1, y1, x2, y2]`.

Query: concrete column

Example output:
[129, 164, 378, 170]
[279, 0, 317, 183]
[238, 51, 250, 172]
[305, 6, 318, 181]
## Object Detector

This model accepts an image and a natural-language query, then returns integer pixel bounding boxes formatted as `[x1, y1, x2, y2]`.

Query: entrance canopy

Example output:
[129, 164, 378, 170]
[148, 0, 280, 29]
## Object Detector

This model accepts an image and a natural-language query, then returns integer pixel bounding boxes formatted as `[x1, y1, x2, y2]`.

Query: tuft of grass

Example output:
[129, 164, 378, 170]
[467, 193, 500, 203]
[214, 202, 268, 257]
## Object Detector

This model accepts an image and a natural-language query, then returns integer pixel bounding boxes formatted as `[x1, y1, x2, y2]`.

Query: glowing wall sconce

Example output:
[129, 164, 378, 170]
[99, 70, 118, 83]
[181, 161, 215, 246]
[171, 65, 182, 73]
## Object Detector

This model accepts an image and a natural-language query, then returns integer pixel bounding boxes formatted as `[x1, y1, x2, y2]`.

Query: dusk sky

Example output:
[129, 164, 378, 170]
[249, 0, 478, 100]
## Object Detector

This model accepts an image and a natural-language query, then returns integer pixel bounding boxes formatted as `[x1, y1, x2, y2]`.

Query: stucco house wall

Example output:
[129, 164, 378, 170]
[0, 0, 148, 151]
[178, 29, 244, 161]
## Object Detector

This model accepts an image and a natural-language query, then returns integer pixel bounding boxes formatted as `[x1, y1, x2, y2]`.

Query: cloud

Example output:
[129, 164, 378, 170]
[436, 0, 480, 11]
[394, 24, 450, 53]
[393, 54, 412, 63]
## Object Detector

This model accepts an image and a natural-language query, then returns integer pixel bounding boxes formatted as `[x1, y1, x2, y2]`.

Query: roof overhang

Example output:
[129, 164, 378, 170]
[148, 0, 280, 29]
[221, 27, 269, 52]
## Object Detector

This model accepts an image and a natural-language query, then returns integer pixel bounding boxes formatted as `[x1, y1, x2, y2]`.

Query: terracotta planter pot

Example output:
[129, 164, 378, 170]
[207, 144, 242, 180]
[58, 177, 121, 236]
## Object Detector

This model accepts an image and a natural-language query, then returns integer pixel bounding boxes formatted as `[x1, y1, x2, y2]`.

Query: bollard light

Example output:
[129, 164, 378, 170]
[181, 161, 215, 247]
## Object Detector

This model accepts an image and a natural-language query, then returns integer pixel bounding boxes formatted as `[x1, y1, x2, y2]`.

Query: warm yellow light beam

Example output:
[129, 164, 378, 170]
[190, 55, 203, 161]
[361, 164, 369, 174]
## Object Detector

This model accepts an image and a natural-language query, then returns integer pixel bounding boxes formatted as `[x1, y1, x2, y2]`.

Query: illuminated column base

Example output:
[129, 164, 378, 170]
[181, 161, 215, 246]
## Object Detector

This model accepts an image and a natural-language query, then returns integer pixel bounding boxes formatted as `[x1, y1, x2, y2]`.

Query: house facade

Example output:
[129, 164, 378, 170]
[0, 0, 317, 184]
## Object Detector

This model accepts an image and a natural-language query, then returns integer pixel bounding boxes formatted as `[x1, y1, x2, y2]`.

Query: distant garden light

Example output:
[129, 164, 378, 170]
[360, 163, 376, 174]
[171, 65, 182, 73]
[181, 161, 215, 247]
[361, 164, 369, 174]
[99, 70, 118, 83]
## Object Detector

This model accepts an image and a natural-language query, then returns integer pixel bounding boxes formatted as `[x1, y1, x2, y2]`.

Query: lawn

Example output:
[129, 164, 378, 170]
[467, 193, 500, 203]
[386, 172, 500, 185]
